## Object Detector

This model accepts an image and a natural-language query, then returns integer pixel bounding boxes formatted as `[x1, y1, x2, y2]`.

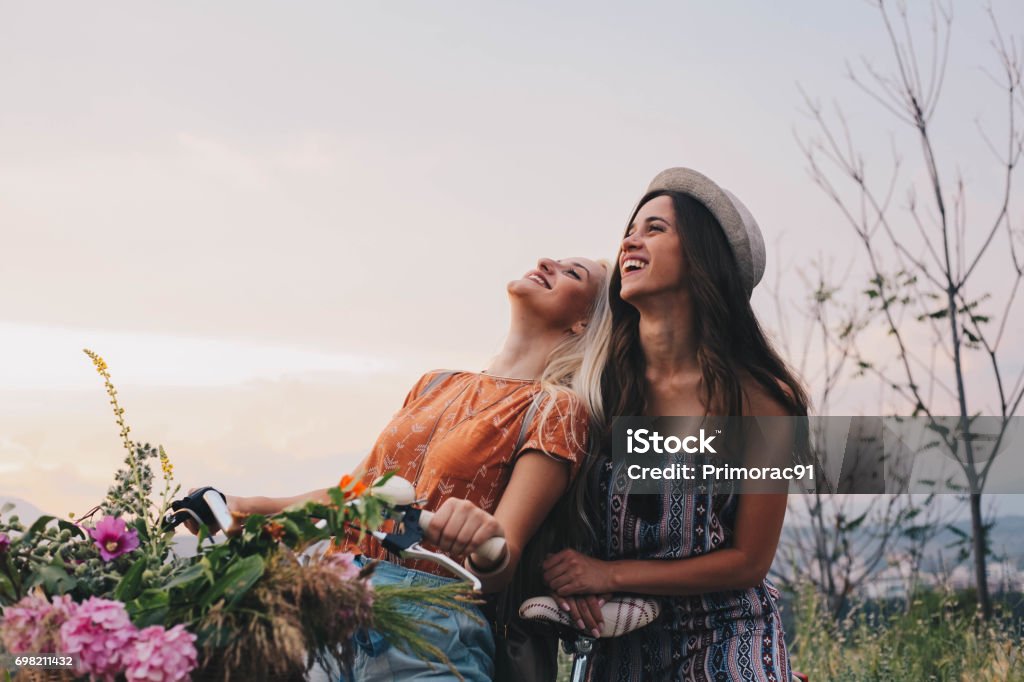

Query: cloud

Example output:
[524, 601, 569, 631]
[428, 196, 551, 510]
[0, 435, 33, 475]
[0, 321, 397, 391]
[0, 370, 415, 514]
[176, 133, 272, 190]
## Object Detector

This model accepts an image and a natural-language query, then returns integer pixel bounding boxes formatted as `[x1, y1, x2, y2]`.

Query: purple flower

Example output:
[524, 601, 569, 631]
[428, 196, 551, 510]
[60, 597, 137, 679]
[88, 516, 140, 562]
[0, 532, 9, 554]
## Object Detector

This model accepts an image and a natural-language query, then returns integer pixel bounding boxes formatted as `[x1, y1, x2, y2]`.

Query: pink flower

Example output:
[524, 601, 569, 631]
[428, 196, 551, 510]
[0, 594, 76, 653]
[88, 516, 140, 562]
[324, 551, 360, 581]
[0, 532, 9, 554]
[60, 597, 137, 680]
[124, 624, 198, 682]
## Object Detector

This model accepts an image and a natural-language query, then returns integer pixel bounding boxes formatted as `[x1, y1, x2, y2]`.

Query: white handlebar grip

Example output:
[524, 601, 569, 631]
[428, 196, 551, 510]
[418, 510, 508, 565]
[474, 536, 508, 565]
[372, 476, 418, 506]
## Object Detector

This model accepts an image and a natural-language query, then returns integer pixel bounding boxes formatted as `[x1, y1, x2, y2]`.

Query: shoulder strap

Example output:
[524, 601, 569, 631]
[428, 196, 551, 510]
[513, 392, 546, 455]
[416, 370, 457, 400]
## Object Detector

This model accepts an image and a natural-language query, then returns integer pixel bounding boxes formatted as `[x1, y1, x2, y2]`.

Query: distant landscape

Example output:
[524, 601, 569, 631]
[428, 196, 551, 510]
[778, 514, 1024, 568]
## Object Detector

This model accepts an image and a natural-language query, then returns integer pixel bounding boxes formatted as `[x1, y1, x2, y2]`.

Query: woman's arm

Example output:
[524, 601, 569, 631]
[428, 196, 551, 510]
[229, 489, 333, 516]
[543, 492, 788, 596]
[427, 450, 570, 593]
[544, 380, 796, 597]
[215, 457, 372, 525]
[182, 488, 333, 535]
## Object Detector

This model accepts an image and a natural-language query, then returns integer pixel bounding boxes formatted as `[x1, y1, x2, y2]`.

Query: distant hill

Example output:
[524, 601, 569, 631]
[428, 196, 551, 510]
[171, 533, 201, 557]
[938, 515, 1024, 566]
[780, 515, 1024, 571]
[0, 495, 46, 526]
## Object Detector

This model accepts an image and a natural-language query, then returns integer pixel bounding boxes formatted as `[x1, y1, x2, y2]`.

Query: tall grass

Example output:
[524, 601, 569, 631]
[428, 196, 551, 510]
[790, 587, 1024, 681]
[553, 589, 1024, 681]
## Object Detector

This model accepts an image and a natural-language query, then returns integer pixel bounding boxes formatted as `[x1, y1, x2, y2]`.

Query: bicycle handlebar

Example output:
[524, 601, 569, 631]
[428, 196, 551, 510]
[165, 477, 506, 590]
[417, 509, 508, 566]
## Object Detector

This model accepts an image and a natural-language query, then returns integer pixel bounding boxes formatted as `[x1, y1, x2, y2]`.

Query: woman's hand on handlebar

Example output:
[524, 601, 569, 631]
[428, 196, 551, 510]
[543, 548, 615, 596]
[424, 497, 505, 563]
[556, 593, 609, 638]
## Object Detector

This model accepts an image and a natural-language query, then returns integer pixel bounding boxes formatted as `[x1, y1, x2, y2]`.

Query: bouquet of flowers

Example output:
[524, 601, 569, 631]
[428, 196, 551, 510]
[0, 351, 478, 682]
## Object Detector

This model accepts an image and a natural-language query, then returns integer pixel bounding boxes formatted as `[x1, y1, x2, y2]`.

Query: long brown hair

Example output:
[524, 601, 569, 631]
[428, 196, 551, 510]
[567, 190, 812, 550]
[602, 190, 809, 425]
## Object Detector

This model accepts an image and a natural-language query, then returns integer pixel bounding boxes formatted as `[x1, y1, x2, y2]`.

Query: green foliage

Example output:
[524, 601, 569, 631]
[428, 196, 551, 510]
[1, 468, 479, 678]
[0, 354, 189, 608]
[102, 442, 157, 519]
[0, 509, 150, 606]
[790, 586, 1024, 681]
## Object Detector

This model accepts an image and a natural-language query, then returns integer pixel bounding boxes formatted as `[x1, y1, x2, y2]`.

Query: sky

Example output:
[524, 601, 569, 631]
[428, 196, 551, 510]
[1, 0, 1023, 519]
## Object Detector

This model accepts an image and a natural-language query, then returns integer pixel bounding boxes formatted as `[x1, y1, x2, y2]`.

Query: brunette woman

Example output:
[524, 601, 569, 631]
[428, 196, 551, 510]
[544, 169, 808, 681]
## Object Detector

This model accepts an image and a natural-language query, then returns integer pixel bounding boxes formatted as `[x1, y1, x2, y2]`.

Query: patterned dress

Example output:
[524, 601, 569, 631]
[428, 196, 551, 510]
[589, 453, 791, 682]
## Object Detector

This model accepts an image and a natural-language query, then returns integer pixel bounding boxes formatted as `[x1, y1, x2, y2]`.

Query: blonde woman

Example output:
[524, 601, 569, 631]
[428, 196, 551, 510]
[216, 255, 609, 681]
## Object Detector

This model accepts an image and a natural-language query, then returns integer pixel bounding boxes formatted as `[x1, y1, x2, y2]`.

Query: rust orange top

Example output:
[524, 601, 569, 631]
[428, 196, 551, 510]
[345, 370, 589, 574]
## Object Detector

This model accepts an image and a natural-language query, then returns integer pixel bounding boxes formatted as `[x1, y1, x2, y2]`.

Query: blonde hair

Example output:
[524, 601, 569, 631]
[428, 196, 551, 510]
[561, 261, 616, 551]
[570, 270, 614, 432]
[533, 259, 613, 452]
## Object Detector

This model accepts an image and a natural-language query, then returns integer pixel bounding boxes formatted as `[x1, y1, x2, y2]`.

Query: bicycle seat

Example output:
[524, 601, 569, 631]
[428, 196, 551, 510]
[519, 596, 660, 638]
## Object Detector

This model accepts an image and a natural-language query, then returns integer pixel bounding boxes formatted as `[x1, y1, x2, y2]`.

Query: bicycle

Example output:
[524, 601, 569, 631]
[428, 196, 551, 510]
[519, 594, 659, 682]
[520, 595, 809, 682]
[166, 482, 807, 680]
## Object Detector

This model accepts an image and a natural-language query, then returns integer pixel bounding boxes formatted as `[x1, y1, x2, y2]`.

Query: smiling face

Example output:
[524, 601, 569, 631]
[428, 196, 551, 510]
[618, 195, 686, 303]
[508, 256, 605, 333]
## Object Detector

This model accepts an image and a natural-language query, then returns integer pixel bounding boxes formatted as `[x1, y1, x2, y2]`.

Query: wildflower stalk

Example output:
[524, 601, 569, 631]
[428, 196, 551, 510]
[83, 350, 152, 542]
[157, 445, 181, 534]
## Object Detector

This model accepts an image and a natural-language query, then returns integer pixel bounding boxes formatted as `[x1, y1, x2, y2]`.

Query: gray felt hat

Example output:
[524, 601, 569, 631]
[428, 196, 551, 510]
[646, 167, 766, 298]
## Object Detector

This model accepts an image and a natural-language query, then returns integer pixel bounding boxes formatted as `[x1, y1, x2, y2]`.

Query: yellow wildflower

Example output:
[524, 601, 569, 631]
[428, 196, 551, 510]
[159, 448, 174, 478]
[83, 349, 132, 456]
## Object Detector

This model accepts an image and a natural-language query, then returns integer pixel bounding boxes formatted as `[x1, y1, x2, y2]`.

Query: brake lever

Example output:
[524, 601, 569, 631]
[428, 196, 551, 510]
[371, 505, 482, 590]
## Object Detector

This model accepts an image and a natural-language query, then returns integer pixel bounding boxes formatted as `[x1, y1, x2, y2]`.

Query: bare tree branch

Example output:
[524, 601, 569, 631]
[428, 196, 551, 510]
[795, 0, 1023, 619]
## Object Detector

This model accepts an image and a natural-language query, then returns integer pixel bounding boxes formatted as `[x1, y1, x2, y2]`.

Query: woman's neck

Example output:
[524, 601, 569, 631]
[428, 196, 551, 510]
[485, 322, 566, 381]
[635, 293, 700, 378]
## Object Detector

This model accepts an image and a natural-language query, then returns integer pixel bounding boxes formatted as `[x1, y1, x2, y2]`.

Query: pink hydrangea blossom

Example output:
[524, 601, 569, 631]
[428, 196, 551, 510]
[88, 516, 140, 562]
[60, 597, 137, 680]
[123, 624, 198, 682]
[0, 594, 76, 653]
[325, 551, 361, 581]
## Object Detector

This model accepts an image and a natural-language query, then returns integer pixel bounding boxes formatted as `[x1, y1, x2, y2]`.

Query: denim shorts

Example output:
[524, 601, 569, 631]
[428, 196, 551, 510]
[341, 556, 495, 682]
